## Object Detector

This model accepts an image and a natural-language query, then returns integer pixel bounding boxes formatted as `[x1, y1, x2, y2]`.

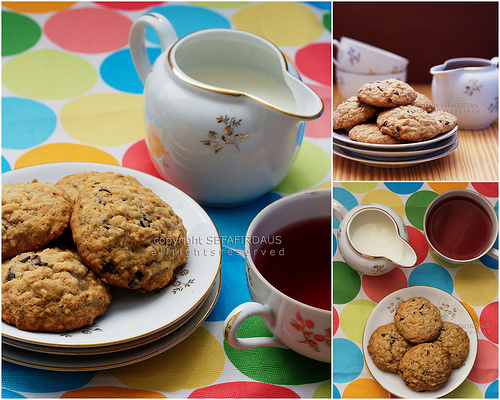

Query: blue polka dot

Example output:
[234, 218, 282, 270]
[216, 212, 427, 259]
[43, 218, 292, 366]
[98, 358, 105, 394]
[308, 2, 332, 11]
[2, 360, 95, 393]
[206, 246, 251, 322]
[333, 186, 358, 229]
[332, 338, 363, 383]
[2, 98, 56, 149]
[486, 379, 498, 398]
[100, 48, 161, 94]
[408, 263, 453, 294]
[145, 4, 231, 43]
[2, 388, 25, 398]
[384, 182, 424, 195]
[332, 384, 341, 398]
[333, 231, 337, 258]
[2, 156, 11, 173]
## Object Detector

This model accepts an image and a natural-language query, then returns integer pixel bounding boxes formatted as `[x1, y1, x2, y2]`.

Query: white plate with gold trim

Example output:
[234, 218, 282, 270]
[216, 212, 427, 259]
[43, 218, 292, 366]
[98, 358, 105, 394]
[362, 286, 478, 398]
[2, 162, 221, 348]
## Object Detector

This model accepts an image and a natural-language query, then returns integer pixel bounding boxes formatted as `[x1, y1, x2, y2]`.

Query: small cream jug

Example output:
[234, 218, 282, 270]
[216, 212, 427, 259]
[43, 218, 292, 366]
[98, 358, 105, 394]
[333, 201, 417, 275]
[129, 13, 323, 207]
[430, 57, 498, 129]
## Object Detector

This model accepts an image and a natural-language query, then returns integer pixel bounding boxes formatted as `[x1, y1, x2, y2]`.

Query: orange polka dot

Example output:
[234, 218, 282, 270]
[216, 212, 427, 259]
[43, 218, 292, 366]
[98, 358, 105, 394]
[428, 182, 469, 194]
[2, 2, 76, 13]
[342, 378, 389, 398]
[61, 386, 166, 398]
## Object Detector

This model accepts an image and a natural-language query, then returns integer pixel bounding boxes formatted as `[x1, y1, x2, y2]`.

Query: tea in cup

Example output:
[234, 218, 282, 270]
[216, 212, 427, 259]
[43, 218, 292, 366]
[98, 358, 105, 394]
[424, 189, 499, 263]
[224, 189, 331, 363]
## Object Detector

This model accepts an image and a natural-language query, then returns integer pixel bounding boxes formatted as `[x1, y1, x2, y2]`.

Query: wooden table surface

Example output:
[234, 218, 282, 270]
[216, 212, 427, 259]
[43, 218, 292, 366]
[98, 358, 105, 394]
[332, 84, 499, 181]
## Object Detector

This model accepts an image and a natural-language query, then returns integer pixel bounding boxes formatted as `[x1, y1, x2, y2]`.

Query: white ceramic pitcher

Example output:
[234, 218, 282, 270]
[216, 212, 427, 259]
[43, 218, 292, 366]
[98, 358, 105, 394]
[129, 13, 323, 207]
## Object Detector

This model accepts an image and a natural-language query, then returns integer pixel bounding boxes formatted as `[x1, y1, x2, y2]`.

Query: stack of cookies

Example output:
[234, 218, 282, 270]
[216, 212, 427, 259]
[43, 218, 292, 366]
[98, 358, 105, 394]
[367, 296, 469, 392]
[2, 172, 188, 333]
[333, 79, 458, 144]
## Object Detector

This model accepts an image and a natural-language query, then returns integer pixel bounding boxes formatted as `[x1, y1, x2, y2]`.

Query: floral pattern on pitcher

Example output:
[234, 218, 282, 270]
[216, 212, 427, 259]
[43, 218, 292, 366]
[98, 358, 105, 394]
[201, 115, 249, 153]
[464, 79, 483, 96]
[290, 311, 331, 353]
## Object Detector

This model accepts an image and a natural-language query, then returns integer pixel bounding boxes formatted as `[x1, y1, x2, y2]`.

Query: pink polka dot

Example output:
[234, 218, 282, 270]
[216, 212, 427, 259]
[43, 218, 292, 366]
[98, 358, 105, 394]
[480, 302, 498, 344]
[407, 226, 428, 266]
[304, 84, 331, 139]
[467, 339, 498, 384]
[188, 382, 300, 398]
[122, 139, 163, 179]
[333, 306, 339, 335]
[94, 2, 163, 11]
[472, 182, 499, 198]
[362, 268, 408, 303]
[44, 7, 132, 53]
[295, 42, 331, 86]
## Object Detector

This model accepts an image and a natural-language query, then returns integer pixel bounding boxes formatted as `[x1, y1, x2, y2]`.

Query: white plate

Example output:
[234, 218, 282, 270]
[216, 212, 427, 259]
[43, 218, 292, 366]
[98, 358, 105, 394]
[2, 271, 220, 371]
[2, 162, 221, 348]
[333, 140, 458, 168]
[363, 286, 478, 398]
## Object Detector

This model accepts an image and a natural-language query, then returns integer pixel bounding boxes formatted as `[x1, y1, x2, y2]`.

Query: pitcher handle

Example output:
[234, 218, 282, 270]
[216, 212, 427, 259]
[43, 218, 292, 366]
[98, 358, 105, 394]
[129, 12, 178, 84]
[333, 200, 347, 223]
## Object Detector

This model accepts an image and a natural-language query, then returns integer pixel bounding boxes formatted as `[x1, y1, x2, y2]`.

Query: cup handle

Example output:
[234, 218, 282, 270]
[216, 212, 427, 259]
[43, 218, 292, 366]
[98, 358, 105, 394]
[129, 12, 178, 84]
[224, 302, 288, 349]
[486, 247, 499, 260]
[332, 38, 341, 51]
[332, 200, 347, 223]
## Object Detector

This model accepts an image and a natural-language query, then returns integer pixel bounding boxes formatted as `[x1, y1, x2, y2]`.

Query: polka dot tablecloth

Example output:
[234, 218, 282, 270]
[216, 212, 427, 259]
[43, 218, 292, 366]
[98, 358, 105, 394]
[333, 182, 499, 398]
[2, 2, 332, 398]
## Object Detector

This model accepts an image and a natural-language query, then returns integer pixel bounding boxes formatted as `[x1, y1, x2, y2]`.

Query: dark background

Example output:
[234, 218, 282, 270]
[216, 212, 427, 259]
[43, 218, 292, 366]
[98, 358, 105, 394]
[333, 2, 498, 83]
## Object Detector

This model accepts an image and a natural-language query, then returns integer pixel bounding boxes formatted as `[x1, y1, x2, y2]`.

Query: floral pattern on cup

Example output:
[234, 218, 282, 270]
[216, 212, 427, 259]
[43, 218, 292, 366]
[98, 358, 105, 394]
[290, 311, 331, 353]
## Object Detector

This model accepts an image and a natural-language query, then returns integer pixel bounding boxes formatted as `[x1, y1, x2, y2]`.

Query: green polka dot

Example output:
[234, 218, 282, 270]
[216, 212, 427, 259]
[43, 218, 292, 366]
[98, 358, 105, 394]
[333, 261, 361, 304]
[223, 316, 330, 385]
[341, 182, 378, 194]
[273, 141, 330, 194]
[2, 11, 41, 56]
[443, 379, 483, 398]
[430, 250, 464, 268]
[2, 49, 97, 99]
[313, 380, 331, 398]
[339, 300, 376, 343]
[405, 190, 439, 230]
[323, 12, 331, 32]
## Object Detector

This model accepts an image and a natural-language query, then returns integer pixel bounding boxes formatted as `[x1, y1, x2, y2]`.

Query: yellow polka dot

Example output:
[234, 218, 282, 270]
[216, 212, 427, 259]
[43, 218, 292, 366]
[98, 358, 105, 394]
[455, 264, 498, 306]
[342, 378, 389, 398]
[341, 182, 378, 194]
[361, 189, 405, 219]
[430, 250, 465, 269]
[61, 93, 145, 147]
[14, 143, 119, 169]
[61, 386, 166, 398]
[339, 300, 376, 344]
[111, 327, 224, 392]
[232, 2, 323, 46]
[2, 2, 76, 13]
[191, 2, 250, 8]
[428, 182, 469, 194]
[461, 301, 479, 331]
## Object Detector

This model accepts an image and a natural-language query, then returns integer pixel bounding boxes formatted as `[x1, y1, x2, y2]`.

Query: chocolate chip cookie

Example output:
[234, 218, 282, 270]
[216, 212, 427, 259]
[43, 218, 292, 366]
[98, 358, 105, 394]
[398, 342, 452, 392]
[332, 96, 379, 129]
[2, 180, 73, 259]
[429, 110, 458, 134]
[348, 123, 407, 144]
[433, 321, 469, 369]
[377, 105, 440, 142]
[410, 92, 436, 112]
[71, 180, 188, 292]
[2, 247, 113, 332]
[394, 297, 442, 343]
[368, 322, 413, 372]
[357, 79, 417, 108]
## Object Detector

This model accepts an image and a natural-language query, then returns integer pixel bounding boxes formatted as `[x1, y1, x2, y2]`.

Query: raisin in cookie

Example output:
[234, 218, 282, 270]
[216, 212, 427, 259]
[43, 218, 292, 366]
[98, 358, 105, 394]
[429, 110, 458, 134]
[332, 96, 379, 129]
[398, 342, 452, 392]
[357, 79, 417, 108]
[2, 181, 73, 259]
[377, 105, 440, 142]
[71, 180, 188, 292]
[433, 321, 469, 369]
[2, 248, 112, 332]
[348, 123, 407, 144]
[368, 323, 413, 372]
[394, 297, 442, 343]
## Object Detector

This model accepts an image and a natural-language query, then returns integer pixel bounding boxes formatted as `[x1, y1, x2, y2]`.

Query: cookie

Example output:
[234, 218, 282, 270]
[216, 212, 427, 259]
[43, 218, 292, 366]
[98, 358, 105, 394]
[398, 342, 452, 392]
[56, 171, 141, 203]
[357, 79, 417, 108]
[348, 123, 407, 144]
[410, 92, 435, 112]
[429, 110, 458, 134]
[332, 96, 379, 129]
[2, 180, 74, 259]
[2, 248, 112, 332]
[433, 321, 469, 369]
[394, 297, 442, 343]
[368, 322, 413, 372]
[377, 105, 440, 142]
[71, 180, 188, 292]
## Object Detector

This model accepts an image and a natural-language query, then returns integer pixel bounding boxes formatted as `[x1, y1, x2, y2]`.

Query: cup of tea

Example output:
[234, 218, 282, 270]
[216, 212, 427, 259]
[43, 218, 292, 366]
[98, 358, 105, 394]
[224, 189, 331, 363]
[424, 189, 499, 264]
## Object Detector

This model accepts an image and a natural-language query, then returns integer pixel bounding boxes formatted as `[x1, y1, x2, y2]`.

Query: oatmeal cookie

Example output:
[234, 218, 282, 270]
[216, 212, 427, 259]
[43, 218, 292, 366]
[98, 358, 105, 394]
[348, 123, 407, 144]
[398, 342, 452, 392]
[377, 105, 440, 142]
[332, 96, 379, 129]
[394, 297, 442, 343]
[429, 110, 458, 134]
[2, 248, 112, 332]
[410, 92, 435, 112]
[2, 181, 73, 259]
[433, 321, 469, 369]
[357, 79, 417, 108]
[368, 323, 413, 372]
[71, 180, 188, 292]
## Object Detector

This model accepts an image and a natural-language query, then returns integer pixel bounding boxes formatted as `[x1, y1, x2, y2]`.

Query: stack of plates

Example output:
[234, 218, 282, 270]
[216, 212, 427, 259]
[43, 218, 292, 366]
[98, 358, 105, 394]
[2, 163, 222, 371]
[333, 126, 459, 168]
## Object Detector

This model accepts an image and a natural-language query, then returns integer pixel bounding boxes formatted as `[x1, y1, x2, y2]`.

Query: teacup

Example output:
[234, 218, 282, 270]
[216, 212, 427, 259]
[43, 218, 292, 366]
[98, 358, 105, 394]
[333, 37, 408, 74]
[224, 189, 331, 363]
[424, 189, 499, 264]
